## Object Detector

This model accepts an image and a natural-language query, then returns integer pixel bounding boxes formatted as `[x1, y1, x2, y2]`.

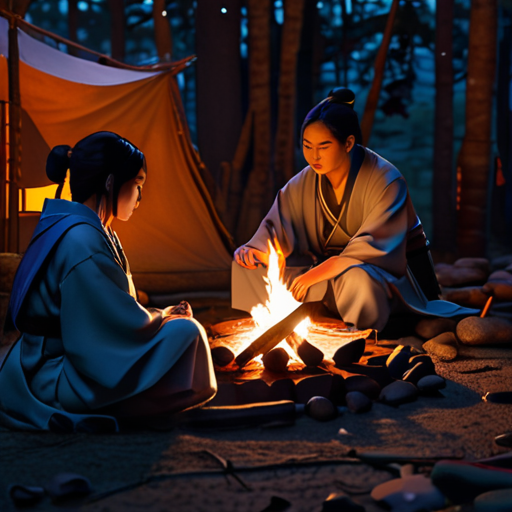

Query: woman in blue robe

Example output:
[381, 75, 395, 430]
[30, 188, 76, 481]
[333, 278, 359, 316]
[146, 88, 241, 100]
[0, 132, 216, 432]
[232, 89, 478, 330]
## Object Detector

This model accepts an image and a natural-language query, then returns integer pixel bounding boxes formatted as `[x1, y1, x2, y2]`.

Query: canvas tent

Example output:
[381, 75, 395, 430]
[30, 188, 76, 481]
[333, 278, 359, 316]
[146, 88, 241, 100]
[0, 14, 233, 294]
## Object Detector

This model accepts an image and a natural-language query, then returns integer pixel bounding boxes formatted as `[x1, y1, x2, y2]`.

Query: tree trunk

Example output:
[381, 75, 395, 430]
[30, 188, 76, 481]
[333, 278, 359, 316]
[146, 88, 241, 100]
[432, 0, 456, 259]
[456, 0, 497, 257]
[153, 0, 173, 62]
[360, 0, 399, 146]
[236, 0, 272, 244]
[274, 0, 305, 188]
[108, 0, 125, 62]
[196, 0, 242, 210]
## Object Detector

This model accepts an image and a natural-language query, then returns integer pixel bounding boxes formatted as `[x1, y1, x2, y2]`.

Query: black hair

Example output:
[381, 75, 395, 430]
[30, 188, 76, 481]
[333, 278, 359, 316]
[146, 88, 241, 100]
[301, 87, 363, 146]
[46, 131, 146, 216]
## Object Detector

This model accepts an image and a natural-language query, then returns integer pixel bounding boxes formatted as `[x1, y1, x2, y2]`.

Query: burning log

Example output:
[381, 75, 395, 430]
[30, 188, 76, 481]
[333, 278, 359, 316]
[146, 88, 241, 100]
[235, 301, 321, 368]
[262, 347, 290, 373]
[285, 331, 324, 367]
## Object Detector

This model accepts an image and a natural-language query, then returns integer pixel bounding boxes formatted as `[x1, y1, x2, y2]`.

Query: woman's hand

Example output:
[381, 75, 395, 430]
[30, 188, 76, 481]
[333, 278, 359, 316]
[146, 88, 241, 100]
[163, 301, 193, 318]
[234, 245, 269, 269]
[289, 271, 320, 302]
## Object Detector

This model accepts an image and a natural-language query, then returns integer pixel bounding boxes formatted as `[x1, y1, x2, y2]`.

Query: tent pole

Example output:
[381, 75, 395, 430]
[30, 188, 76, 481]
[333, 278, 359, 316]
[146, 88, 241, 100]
[7, 14, 21, 253]
[0, 101, 6, 252]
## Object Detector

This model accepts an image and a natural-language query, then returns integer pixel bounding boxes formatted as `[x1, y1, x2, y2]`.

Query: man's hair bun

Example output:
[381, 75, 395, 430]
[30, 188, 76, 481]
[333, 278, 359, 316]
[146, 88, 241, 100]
[327, 88, 356, 109]
[46, 145, 71, 184]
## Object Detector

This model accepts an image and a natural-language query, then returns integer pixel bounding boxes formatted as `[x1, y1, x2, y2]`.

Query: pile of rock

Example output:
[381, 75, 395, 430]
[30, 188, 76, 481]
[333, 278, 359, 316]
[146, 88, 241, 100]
[411, 256, 512, 359]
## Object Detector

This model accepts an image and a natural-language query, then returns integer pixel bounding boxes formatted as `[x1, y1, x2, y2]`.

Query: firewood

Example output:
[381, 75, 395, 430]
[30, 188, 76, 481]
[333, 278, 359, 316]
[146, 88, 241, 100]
[235, 301, 322, 368]
[285, 331, 324, 366]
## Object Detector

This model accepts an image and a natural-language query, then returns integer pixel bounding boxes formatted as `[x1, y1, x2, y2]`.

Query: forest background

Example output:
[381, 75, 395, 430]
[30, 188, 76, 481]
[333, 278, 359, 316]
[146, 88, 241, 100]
[3, 0, 512, 262]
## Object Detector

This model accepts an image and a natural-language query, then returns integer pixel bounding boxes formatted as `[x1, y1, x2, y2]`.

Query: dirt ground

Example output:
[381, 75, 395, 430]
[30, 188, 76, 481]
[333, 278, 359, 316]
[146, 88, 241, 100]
[1, 300, 512, 512]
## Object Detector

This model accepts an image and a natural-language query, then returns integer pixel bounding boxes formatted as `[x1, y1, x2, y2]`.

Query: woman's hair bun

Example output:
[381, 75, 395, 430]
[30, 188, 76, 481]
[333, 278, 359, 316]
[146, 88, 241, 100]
[327, 88, 356, 109]
[46, 144, 72, 184]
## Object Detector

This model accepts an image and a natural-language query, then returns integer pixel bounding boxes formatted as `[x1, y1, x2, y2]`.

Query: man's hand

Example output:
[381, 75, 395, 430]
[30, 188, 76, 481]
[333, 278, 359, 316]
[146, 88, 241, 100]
[164, 301, 193, 318]
[289, 271, 319, 302]
[234, 245, 269, 269]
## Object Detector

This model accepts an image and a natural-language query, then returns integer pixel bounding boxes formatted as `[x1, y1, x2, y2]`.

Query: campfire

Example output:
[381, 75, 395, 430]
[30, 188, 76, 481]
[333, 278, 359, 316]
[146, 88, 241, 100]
[209, 242, 375, 374]
[207, 244, 444, 410]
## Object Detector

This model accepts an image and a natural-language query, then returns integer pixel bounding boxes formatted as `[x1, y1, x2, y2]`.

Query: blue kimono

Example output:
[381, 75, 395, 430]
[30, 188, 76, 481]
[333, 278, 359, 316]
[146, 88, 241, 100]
[0, 200, 216, 432]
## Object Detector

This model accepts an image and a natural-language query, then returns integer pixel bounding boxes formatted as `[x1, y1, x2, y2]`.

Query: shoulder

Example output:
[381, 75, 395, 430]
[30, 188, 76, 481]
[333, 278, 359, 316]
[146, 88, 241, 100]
[361, 147, 404, 187]
[281, 166, 316, 194]
[53, 222, 112, 275]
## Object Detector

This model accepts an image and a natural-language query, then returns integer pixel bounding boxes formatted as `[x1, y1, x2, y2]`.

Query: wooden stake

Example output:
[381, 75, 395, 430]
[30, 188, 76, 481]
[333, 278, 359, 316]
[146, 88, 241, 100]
[480, 295, 493, 318]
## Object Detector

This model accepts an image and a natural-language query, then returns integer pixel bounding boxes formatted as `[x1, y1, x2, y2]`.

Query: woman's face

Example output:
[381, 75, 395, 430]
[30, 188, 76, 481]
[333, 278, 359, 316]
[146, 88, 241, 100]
[116, 168, 146, 221]
[302, 122, 353, 176]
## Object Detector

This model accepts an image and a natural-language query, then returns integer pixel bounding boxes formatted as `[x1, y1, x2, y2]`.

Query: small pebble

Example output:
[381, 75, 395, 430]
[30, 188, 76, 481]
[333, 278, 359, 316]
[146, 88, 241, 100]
[457, 317, 512, 346]
[345, 391, 372, 413]
[333, 338, 366, 366]
[305, 396, 338, 422]
[417, 375, 446, 393]
[415, 318, 457, 339]
[262, 347, 289, 372]
[379, 381, 418, 406]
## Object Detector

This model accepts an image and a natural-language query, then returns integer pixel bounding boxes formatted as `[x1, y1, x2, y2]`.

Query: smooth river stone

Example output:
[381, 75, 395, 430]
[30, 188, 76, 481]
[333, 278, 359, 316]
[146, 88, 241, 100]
[435, 264, 488, 287]
[333, 338, 366, 366]
[454, 257, 490, 275]
[386, 345, 412, 380]
[402, 361, 436, 384]
[417, 374, 446, 393]
[262, 347, 290, 372]
[415, 317, 458, 339]
[482, 281, 512, 302]
[211, 346, 235, 367]
[345, 391, 372, 413]
[475, 489, 512, 512]
[379, 381, 418, 406]
[422, 332, 459, 361]
[344, 375, 381, 400]
[456, 316, 512, 346]
[443, 286, 489, 308]
[305, 396, 338, 422]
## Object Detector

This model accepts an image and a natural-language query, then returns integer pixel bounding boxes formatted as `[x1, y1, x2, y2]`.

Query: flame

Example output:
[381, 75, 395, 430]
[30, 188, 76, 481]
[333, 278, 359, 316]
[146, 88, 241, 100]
[248, 241, 311, 361]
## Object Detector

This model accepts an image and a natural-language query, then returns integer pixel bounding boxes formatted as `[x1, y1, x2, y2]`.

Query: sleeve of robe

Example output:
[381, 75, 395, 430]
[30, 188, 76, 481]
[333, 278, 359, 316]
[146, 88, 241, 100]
[245, 164, 414, 278]
[56, 226, 203, 410]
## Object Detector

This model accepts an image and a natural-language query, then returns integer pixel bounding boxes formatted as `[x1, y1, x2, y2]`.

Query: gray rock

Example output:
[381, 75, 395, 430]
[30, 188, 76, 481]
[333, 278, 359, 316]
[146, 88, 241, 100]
[333, 338, 366, 366]
[415, 318, 457, 339]
[417, 375, 446, 393]
[345, 391, 372, 413]
[305, 396, 338, 422]
[379, 381, 418, 406]
[456, 316, 512, 346]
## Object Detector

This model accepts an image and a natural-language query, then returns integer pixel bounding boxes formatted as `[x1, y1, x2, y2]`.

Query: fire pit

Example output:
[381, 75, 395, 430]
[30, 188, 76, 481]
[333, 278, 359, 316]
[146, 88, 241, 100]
[205, 242, 423, 408]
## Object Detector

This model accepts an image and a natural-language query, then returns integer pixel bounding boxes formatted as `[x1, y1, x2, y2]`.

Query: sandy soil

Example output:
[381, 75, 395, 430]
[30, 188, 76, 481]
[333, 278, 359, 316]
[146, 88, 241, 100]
[1, 304, 512, 512]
